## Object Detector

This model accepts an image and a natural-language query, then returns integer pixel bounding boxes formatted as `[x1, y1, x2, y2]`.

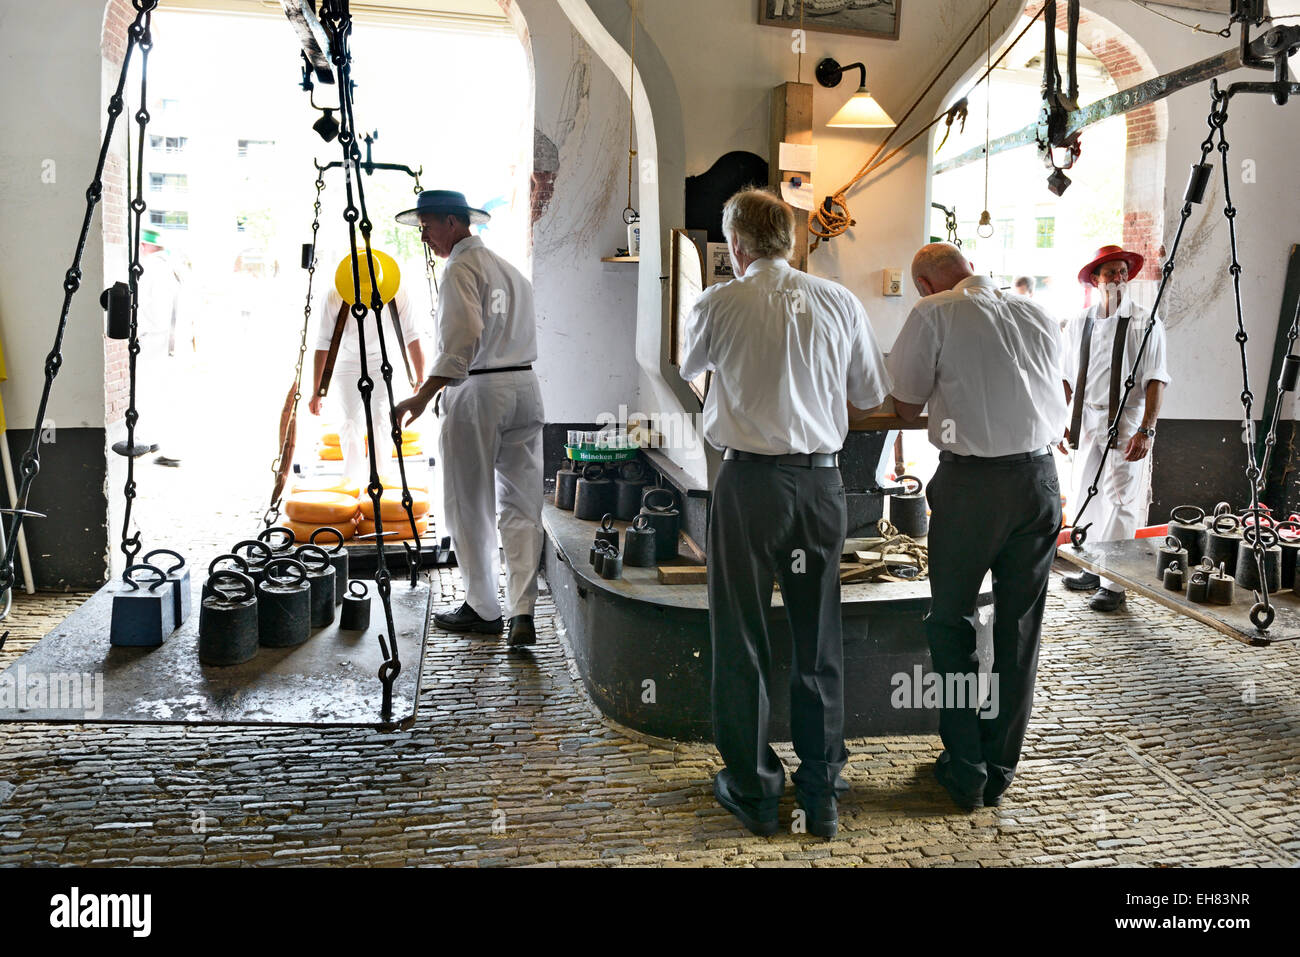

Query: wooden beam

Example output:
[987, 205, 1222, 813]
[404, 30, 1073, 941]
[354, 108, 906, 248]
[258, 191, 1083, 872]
[282, 0, 335, 84]
[770, 81, 813, 272]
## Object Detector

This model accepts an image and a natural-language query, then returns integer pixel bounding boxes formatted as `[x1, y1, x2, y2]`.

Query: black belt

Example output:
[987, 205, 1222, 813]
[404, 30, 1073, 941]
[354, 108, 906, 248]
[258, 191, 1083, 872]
[468, 364, 532, 376]
[939, 446, 1052, 465]
[724, 449, 839, 468]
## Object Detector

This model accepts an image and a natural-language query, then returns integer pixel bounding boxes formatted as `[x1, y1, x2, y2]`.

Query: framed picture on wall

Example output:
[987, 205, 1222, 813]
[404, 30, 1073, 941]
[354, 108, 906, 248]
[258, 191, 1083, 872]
[758, 0, 901, 42]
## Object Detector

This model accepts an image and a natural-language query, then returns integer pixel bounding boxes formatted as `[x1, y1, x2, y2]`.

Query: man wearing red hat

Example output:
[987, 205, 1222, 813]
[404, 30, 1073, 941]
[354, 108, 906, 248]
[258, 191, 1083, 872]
[1062, 244, 1170, 611]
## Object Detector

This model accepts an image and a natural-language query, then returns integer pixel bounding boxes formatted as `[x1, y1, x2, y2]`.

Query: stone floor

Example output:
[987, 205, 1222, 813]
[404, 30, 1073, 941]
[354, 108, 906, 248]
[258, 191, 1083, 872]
[0, 455, 1297, 867]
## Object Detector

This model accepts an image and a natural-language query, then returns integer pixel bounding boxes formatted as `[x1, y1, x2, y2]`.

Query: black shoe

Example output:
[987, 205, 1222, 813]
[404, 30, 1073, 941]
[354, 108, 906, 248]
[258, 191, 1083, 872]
[434, 601, 504, 635]
[713, 771, 778, 837]
[983, 784, 1005, 808]
[1089, 587, 1126, 612]
[1063, 570, 1101, 591]
[153, 455, 181, 468]
[507, 614, 536, 647]
[933, 758, 983, 811]
[796, 792, 838, 839]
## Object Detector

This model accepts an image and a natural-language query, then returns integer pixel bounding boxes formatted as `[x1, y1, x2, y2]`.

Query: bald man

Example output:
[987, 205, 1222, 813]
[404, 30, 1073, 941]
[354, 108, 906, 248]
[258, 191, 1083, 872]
[888, 243, 1069, 811]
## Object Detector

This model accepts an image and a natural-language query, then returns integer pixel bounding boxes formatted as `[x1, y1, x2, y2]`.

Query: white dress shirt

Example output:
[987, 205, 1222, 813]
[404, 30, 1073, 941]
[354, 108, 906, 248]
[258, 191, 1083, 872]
[314, 285, 418, 371]
[888, 275, 1068, 457]
[679, 257, 891, 455]
[427, 235, 537, 381]
[1063, 295, 1171, 419]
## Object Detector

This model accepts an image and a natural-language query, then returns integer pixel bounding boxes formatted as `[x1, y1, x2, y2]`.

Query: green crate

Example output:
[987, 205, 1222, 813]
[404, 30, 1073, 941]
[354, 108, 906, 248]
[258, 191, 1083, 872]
[565, 445, 640, 463]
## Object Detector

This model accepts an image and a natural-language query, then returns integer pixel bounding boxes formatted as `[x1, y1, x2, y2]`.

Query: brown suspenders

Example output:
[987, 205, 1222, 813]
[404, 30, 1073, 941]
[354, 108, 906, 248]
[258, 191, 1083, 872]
[318, 300, 417, 398]
[1068, 312, 1132, 450]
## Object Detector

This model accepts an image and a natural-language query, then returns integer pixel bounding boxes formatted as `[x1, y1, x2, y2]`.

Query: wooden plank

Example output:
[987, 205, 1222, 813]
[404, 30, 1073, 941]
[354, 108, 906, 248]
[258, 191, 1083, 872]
[658, 566, 708, 585]
[678, 531, 707, 565]
[770, 81, 813, 272]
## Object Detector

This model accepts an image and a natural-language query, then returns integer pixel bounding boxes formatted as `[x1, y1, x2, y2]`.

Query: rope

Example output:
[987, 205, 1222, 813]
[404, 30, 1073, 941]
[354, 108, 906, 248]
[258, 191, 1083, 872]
[810, 1, 1041, 250]
[623, 0, 638, 224]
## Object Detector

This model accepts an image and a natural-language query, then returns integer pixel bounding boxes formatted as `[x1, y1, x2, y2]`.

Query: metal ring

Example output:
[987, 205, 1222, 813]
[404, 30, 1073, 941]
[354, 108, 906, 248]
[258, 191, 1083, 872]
[896, 474, 924, 496]
[348, 580, 369, 599]
[258, 526, 297, 550]
[208, 569, 255, 604]
[1163, 535, 1183, 551]
[232, 539, 274, 567]
[1166, 560, 1181, 573]
[632, 514, 651, 531]
[581, 463, 606, 481]
[1169, 505, 1205, 526]
[1249, 601, 1275, 631]
[122, 563, 167, 592]
[208, 553, 249, 576]
[642, 487, 675, 513]
[600, 514, 616, 532]
[620, 460, 646, 482]
[1212, 501, 1233, 517]
[142, 548, 185, 575]
[263, 557, 308, 587]
[1275, 520, 1300, 541]
[294, 543, 332, 572]
[310, 526, 346, 554]
[1243, 524, 1278, 549]
[1211, 513, 1241, 535]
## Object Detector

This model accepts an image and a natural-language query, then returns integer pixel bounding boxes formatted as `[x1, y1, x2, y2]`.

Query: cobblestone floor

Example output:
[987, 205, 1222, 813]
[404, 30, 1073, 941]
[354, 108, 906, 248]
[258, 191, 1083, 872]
[0, 458, 1297, 867]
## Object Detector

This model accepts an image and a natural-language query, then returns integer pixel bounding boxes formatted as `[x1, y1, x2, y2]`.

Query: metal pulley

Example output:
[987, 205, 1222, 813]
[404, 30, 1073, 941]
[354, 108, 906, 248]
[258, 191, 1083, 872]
[623, 514, 657, 568]
[638, 487, 680, 562]
[615, 461, 650, 521]
[573, 464, 616, 521]
[198, 570, 259, 667]
[1167, 505, 1208, 567]
[1155, 535, 1188, 578]
[310, 526, 349, 604]
[295, 543, 337, 629]
[888, 474, 928, 539]
[257, 557, 312, 648]
[110, 563, 177, 647]
[142, 547, 191, 628]
[340, 580, 371, 631]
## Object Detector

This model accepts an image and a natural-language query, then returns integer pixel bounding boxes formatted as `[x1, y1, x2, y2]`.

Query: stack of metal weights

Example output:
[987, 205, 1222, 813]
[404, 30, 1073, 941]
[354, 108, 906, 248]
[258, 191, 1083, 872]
[1164, 502, 1300, 601]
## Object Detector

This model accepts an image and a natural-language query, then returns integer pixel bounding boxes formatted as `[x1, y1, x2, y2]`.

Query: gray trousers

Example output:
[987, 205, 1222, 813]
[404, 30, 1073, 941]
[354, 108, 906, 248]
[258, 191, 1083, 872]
[925, 454, 1061, 797]
[707, 459, 849, 806]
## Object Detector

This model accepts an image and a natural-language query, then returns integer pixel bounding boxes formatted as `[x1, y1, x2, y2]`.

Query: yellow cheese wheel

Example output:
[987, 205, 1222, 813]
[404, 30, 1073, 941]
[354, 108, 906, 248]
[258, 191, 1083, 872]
[284, 490, 362, 525]
[322, 431, 342, 447]
[292, 477, 361, 499]
[284, 518, 357, 542]
[358, 488, 431, 521]
[357, 515, 429, 540]
[392, 442, 423, 458]
[381, 477, 428, 494]
[319, 445, 343, 461]
[362, 429, 421, 448]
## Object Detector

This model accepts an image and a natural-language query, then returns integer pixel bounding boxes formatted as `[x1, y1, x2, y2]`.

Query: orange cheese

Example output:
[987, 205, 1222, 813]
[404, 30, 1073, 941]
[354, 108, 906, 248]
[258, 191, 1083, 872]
[322, 431, 342, 447]
[357, 515, 428, 540]
[292, 477, 361, 499]
[392, 442, 423, 458]
[284, 490, 362, 525]
[319, 445, 343, 461]
[358, 488, 431, 521]
[284, 518, 357, 542]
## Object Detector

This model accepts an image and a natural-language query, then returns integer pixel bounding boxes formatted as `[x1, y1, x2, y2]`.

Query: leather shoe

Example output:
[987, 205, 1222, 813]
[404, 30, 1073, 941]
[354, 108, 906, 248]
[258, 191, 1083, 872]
[983, 784, 1005, 807]
[933, 758, 983, 811]
[796, 792, 838, 839]
[1089, 587, 1126, 612]
[434, 601, 504, 635]
[507, 614, 536, 646]
[1063, 569, 1101, 591]
[713, 771, 778, 837]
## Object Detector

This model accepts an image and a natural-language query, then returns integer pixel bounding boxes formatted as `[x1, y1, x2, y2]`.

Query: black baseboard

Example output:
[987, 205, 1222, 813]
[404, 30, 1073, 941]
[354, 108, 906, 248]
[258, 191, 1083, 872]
[2, 428, 108, 590]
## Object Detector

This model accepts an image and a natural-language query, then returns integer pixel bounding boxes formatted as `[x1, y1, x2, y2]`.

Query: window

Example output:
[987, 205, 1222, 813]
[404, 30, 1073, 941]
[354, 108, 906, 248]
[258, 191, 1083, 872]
[237, 138, 276, 159]
[149, 172, 188, 192]
[149, 209, 189, 229]
[996, 220, 1015, 249]
[1036, 217, 1056, 249]
[148, 135, 188, 153]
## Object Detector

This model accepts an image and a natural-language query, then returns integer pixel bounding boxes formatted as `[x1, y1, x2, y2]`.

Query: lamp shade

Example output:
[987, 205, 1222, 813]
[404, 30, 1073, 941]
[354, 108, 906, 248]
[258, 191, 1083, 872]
[827, 87, 896, 129]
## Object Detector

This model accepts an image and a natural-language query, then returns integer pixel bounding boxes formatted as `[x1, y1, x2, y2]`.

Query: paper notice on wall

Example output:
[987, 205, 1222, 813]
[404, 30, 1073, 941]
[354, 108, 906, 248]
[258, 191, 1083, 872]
[778, 141, 818, 173]
[781, 180, 816, 211]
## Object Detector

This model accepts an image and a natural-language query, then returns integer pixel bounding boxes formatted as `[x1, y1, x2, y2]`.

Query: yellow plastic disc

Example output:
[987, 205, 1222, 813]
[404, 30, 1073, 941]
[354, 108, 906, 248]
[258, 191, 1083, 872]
[334, 249, 400, 306]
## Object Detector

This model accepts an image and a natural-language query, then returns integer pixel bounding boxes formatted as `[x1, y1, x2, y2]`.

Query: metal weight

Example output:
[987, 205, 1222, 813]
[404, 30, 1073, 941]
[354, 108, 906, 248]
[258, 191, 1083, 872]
[258, 525, 298, 557]
[1205, 513, 1242, 571]
[1234, 525, 1281, 593]
[203, 554, 250, 600]
[231, 539, 275, 586]
[1162, 560, 1185, 592]
[623, 514, 658, 568]
[110, 563, 178, 647]
[143, 548, 191, 627]
[257, 557, 312, 648]
[555, 464, 579, 511]
[592, 539, 616, 577]
[1208, 563, 1236, 605]
[295, 544, 337, 629]
[198, 570, 259, 667]
[1276, 520, 1300, 590]
[1186, 561, 1211, 603]
[1167, 505, 1207, 567]
[889, 474, 929, 538]
[340, 580, 371, 631]
[573, 463, 616, 521]
[599, 546, 623, 580]
[595, 513, 620, 552]
[639, 486, 681, 562]
[310, 526, 350, 605]
[614, 460, 650, 521]
[1155, 535, 1188, 578]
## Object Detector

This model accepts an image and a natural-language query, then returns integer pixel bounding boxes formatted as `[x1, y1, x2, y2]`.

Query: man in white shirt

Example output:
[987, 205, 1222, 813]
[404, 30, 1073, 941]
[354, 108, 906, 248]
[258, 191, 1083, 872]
[393, 191, 545, 648]
[309, 250, 424, 486]
[889, 243, 1067, 811]
[680, 188, 890, 839]
[1062, 245, 1170, 611]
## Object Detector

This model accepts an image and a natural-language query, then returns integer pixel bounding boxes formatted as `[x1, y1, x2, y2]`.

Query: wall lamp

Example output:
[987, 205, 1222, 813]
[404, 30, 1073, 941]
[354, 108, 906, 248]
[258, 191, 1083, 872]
[815, 57, 896, 129]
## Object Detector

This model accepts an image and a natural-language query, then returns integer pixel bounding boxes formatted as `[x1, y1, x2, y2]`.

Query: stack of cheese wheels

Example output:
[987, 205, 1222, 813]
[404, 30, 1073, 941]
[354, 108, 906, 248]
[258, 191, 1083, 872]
[319, 428, 422, 460]
[357, 480, 430, 541]
[283, 477, 362, 540]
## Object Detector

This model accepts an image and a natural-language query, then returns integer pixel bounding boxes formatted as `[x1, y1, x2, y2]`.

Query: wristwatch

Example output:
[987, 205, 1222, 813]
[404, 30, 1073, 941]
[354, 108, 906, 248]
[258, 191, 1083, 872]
[1137, 426, 1156, 438]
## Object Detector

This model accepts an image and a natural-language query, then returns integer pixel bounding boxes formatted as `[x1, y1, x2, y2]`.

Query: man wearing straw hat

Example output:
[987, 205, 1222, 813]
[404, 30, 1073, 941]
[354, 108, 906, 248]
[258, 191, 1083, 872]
[394, 190, 545, 649]
[1061, 244, 1170, 613]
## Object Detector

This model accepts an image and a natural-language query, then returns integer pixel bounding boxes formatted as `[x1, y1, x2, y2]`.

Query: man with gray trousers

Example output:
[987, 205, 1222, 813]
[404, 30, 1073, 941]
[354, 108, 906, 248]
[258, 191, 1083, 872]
[680, 188, 890, 838]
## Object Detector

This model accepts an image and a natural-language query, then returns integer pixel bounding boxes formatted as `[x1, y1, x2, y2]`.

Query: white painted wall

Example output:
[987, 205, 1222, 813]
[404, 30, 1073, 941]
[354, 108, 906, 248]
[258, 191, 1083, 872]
[0, 1, 109, 431]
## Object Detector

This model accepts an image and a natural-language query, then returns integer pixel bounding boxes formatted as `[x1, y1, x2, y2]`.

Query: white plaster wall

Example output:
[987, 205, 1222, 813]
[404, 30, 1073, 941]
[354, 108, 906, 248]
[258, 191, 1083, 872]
[0, 0, 109, 430]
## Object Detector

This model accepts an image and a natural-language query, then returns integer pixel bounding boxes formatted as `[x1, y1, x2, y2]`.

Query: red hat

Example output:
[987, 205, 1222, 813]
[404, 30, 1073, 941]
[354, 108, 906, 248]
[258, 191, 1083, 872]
[1078, 244, 1143, 286]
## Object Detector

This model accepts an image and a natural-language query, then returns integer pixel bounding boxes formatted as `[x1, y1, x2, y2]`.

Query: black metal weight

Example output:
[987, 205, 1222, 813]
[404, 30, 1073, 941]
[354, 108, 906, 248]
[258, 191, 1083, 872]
[1277, 520, 1300, 590]
[1208, 562, 1235, 605]
[340, 579, 371, 631]
[599, 546, 623, 580]
[257, 557, 312, 648]
[198, 570, 259, 667]
[1235, 525, 1281, 593]
[639, 486, 681, 562]
[1205, 512, 1242, 571]
[592, 539, 616, 577]
[555, 464, 579, 511]
[623, 514, 657, 568]
[295, 544, 337, 629]
[595, 513, 620, 552]
[573, 463, 616, 521]
[204, 554, 250, 600]
[1155, 535, 1188, 578]
[1167, 505, 1207, 567]
[231, 539, 274, 586]
[1186, 560, 1211, 603]
[615, 460, 650, 521]
[310, 526, 349, 605]
[143, 548, 191, 627]
[100, 281, 131, 340]
[1162, 560, 1185, 592]
[889, 474, 929, 538]
[110, 563, 178, 647]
